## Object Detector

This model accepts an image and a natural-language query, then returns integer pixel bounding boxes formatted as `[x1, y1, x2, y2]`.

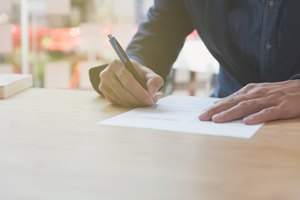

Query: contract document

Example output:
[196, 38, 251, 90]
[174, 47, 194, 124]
[99, 96, 263, 139]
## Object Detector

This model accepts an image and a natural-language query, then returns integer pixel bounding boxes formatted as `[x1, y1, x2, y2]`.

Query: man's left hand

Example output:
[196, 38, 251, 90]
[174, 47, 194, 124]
[199, 80, 300, 125]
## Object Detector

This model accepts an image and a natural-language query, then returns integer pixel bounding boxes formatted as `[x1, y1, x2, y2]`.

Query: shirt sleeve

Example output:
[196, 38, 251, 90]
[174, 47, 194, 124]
[289, 73, 300, 80]
[126, 0, 194, 80]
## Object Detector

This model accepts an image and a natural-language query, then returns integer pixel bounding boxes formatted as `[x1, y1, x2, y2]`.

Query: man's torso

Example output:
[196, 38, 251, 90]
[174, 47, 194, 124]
[183, 0, 300, 97]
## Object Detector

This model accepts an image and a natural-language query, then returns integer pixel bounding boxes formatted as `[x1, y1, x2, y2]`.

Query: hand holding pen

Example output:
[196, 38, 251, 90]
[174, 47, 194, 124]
[98, 34, 164, 107]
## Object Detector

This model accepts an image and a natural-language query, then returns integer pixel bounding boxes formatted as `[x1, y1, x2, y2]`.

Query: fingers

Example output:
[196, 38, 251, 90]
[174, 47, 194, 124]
[211, 98, 272, 123]
[130, 60, 164, 97]
[199, 94, 251, 121]
[115, 66, 155, 105]
[99, 59, 163, 107]
[147, 75, 164, 97]
[243, 106, 281, 125]
[243, 92, 300, 125]
[199, 87, 289, 124]
[100, 82, 144, 107]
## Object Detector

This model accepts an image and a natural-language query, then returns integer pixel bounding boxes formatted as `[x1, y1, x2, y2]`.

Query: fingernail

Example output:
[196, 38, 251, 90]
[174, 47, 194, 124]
[146, 97, 155, 105]
[212, 113, 224, 122]
[148, 85, 157, 97]
[243, 117, 253, 125]
[199, 112, 209, 120]
[153, 96, 158, 104]
[115, 69, 122, 77]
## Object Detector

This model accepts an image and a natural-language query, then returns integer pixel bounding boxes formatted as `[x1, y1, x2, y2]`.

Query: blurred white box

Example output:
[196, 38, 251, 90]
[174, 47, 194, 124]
[0, 0, 12, 13]
[0, 64, 13, 74]
[45, 0, 70, 15]
[44, 61, 70, 89]
[0, 24, 12, 54]
[78, 61, 101, 90]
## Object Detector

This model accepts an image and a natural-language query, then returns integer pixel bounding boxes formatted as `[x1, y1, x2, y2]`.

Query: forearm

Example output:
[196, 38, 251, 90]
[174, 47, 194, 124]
[126, 0, 194, 80]
[290, 73, 300, 80]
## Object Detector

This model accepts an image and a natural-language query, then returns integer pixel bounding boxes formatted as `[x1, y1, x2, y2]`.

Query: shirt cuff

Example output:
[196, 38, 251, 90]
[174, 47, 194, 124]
[89, 64, 108, 96]
[289, 74, 300, 80]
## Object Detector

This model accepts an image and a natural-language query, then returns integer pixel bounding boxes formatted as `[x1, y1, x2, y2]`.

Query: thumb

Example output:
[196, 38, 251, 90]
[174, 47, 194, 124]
[130, 59, 164, 96]
[147, 75, 164, 97]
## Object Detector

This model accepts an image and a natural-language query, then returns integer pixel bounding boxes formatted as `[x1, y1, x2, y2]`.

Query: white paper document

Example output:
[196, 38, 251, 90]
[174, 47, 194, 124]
[99, 96, 263, 139]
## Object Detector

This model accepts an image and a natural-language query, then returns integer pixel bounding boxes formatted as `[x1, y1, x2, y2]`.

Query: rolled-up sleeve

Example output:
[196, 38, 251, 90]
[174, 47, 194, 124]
[289, 73, 300, 80]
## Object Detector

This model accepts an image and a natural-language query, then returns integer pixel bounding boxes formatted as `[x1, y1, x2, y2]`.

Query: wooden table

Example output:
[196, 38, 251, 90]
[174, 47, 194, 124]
[1, 88, 300, 200]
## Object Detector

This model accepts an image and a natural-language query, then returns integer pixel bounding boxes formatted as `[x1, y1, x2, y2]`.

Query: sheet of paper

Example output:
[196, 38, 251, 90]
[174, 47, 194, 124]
[99, 96, 263, 139]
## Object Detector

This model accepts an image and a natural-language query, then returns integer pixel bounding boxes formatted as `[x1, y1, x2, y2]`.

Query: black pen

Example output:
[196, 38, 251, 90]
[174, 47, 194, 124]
[108, 34, 148, 90]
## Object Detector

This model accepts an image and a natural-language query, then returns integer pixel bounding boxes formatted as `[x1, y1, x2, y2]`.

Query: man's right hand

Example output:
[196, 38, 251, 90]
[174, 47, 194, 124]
[99, 59, 164, 107]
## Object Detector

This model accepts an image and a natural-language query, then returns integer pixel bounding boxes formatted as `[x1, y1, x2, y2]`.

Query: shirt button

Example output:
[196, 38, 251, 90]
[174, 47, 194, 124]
[269, 0, 274, 8]
[266, 42, 272, 50]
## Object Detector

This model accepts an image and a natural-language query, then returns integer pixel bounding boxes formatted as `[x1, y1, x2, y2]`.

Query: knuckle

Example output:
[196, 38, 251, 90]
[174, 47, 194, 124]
[110, 59, 122, 66]
[255, 87, 269, 96]
[240, 93, 250, 100]
[263, 107, 278, 116]
[108, 59, 123, 72]
[99, 69, 111, 81]
[262, 108, 273, 115]
[118, 72, 130, 85]
[245, 83, 257, 90]
[237, 100, 253, 109]
[266, 90, 285, 101]
[272, 90, 286, 99]
[220, 100, 234, 108]
[230, 95, 242, 102]
[116, 67, 127, 78]
[279, 96, 294, 114]
[274, 90, 285, 96]
[99, 70, 109, 81]
[214, 99, 226, 106]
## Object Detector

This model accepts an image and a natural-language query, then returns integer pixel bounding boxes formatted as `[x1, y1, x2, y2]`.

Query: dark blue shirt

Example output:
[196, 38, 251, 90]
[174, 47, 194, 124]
[126, 0, 300, 97]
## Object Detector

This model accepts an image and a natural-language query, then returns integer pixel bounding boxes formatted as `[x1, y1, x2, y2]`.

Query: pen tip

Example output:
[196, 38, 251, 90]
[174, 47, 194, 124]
[108, 34, 113, 39]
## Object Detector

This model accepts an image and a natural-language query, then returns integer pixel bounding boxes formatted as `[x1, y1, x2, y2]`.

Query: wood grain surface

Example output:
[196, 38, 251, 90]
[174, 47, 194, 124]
[0, 88, 300, 200]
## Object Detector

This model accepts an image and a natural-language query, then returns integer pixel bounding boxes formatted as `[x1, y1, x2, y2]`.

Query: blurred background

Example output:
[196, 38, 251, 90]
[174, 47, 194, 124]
[0, 0, 219, 96]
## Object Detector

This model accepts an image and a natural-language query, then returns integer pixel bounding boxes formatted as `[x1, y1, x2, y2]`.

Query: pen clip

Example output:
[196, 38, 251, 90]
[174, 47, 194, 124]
[108, 35, 128, 64]
[108, 34, 148, 90]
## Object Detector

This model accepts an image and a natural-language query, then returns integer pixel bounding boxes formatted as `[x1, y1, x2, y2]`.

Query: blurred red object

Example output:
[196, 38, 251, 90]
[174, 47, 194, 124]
[12, 25, 80, 52]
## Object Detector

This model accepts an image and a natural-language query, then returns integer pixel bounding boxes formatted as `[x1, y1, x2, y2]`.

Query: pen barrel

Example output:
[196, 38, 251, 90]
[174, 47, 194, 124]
[109, 35, 148, 90]
[125, 62, 148, 89]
